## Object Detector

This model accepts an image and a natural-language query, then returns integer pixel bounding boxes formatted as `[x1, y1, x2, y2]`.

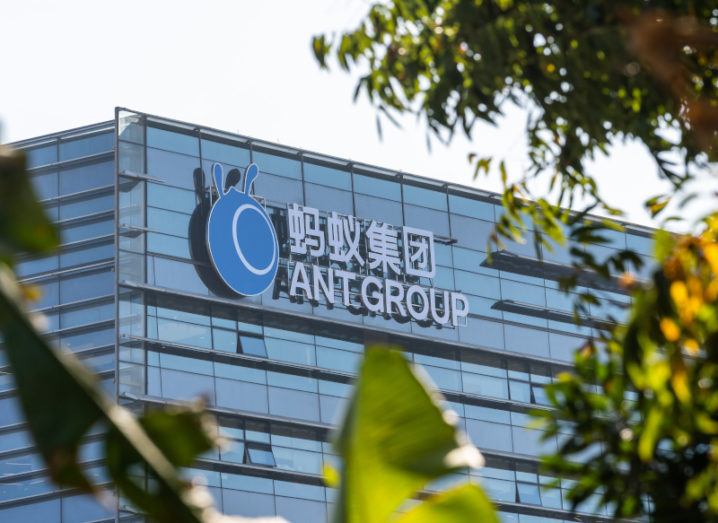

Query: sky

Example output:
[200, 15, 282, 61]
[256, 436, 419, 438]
[0, 0, 686, 229]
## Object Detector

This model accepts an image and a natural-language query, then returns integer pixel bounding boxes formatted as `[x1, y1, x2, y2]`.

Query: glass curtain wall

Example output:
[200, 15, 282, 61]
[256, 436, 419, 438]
[0, 108, 655, 523]
[115, 109, 655, 523]
[0, 124, 118, 522]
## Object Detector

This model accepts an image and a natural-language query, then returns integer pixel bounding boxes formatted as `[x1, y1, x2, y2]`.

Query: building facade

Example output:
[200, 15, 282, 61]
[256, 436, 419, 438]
[0, 109, 655, 522]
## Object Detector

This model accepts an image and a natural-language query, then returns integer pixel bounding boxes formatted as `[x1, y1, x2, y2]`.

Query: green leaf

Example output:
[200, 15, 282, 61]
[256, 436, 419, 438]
[139, 405, 218, 467]
[333, 345, 483, 523]
[0, 146, 59, 261]
[638, 406, 662, 462]
[395, 484, 499, 523]
[0, 264, 283, 522]
[0, 263, 103, 491]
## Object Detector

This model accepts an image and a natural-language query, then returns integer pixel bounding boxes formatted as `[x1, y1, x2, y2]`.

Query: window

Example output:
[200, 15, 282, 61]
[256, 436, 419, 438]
[403, 184, 447, 210]
[238, 334, 267, 357]
[303, 162, 351, 190]
[60, 270, 114, 303]
[201, 138, 250, 166]
[245, 442, 276, 467]
[449, 194, 495, 221]
[147, 183, 196, 213]
[517, 482, 542, 505]
[25, 143, 57, 169]
[354, 173, 401, 200]
[59, 132, 113, 161]
[147, 127, 199, 156]
[252, 151, 301, 179]
[60, 192, 113, 220]
[60, 241, 114, 268]
[61, 218, 113, 244]
[31, 171, 58, 200]
[305, 183, 353, 215]
[147, 148, 200, 189]
[59, 160, 114, 196]
[355, 194, 402, 224]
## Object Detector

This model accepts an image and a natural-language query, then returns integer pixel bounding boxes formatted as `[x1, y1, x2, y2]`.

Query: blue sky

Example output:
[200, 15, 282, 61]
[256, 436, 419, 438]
[1, 0, 688, 228]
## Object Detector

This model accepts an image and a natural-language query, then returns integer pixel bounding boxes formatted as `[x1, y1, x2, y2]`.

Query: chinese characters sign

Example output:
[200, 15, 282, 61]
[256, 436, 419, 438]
[285, 204, 469, 328]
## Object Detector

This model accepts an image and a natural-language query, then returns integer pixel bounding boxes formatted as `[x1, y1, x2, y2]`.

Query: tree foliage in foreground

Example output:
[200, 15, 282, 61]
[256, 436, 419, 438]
[314, 1, 718, 521]
[0, 145, 494, 522]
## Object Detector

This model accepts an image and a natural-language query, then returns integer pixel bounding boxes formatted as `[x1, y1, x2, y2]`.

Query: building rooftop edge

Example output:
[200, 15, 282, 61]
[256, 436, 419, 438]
[8, 106, 655, 235]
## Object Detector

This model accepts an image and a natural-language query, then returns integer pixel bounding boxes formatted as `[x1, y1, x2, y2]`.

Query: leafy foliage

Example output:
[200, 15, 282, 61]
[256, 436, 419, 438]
[0, 146, 283, 523]
[312, 1, 717, 285]
[537, 225, 718, 521]
[1, 144, 496, 522]
[314, 1, 718, 521]
[329, 346, 497, 523]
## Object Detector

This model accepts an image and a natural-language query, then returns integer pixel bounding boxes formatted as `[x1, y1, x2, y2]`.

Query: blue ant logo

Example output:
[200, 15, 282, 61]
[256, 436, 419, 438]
[206, 163, 279, 296]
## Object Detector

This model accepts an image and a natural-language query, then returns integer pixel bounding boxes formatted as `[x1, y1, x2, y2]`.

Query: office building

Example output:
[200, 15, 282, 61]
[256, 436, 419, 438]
[0, 108, 654, 522]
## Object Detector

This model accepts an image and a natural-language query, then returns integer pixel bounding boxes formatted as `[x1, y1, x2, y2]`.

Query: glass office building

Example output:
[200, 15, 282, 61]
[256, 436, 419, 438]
[0, 108, 655, 522]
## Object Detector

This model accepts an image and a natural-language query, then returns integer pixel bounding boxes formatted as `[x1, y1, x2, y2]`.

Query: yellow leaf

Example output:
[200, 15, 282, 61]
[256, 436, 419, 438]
[684, 338, 700, 354]
[323, 464, 340, 488]
[638, 407, 662, 461]
[670, 357, 690, 404]
[660, 318, 680, 342]
[704, 243, 718, 273]
[671, 281, 688, 307]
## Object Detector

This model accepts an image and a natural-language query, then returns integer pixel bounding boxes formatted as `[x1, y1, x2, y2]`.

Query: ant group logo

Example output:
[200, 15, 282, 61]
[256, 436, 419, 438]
[206, 163, 279, 296]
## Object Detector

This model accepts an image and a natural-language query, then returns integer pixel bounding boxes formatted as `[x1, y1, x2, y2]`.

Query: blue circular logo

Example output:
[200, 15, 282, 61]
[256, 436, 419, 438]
[206, 163, 279, 296]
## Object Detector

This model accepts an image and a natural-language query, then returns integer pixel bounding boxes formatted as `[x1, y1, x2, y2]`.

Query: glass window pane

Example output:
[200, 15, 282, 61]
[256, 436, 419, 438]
[59, 132, 113, 161]
[449, 194, 495, 221]
[60, 192, 113, 220]
[61, 218, 113, 244]
[201, 139, 250, 166]
[305, 183, 353, 214]
[61, 300, 114, 329]
[304, 162, 351, 190]
[246, 444, 276, 466]
[17, 256, 58, 278]
[60, 270, 114, 303]
[517, 482, 542, 505]
[253, 172, 303, 204]
[59, 161, 114, 196]
[147, 127, 199, 156]
[404, 204, 449, 235]
[60, 242, 113, 269]
[147, 232, 190, 258]
[61, 327, 114, 351]
[451, 215, 494, 251]
[354, 173, 401, 200]
[119, 140, 145, 173]
[147, 207, 191, 237]
[355, 194, 402, 224]
[147, 148, 200, 189]
[239, 335, 267, 357]
[147, 183, 196, 212]
[31, 171, 58, 200]
[403, 184, 447, 210]
[253, 151, 301, 179]
[25, 144, 57, 169]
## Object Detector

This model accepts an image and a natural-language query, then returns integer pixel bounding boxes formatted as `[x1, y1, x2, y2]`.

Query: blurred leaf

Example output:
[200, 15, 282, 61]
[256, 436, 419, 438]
[395, 484, 498, 523]
[333, 345, 484, 523]
[0, 146, 59, 262]
[0, 263, 282, 522]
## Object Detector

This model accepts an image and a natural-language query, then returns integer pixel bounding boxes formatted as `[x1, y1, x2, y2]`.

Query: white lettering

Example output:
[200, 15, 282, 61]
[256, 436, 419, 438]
[451, 292, 469, 327]
[384, 279, 406, 317]
[289, 262, 313, 300]
[360, 276, 384, 313]
[406, 285, 429, 321]
[430, 288, 451, 325]
[335, 269, 357, 308]
[312, 265, 335, 305]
